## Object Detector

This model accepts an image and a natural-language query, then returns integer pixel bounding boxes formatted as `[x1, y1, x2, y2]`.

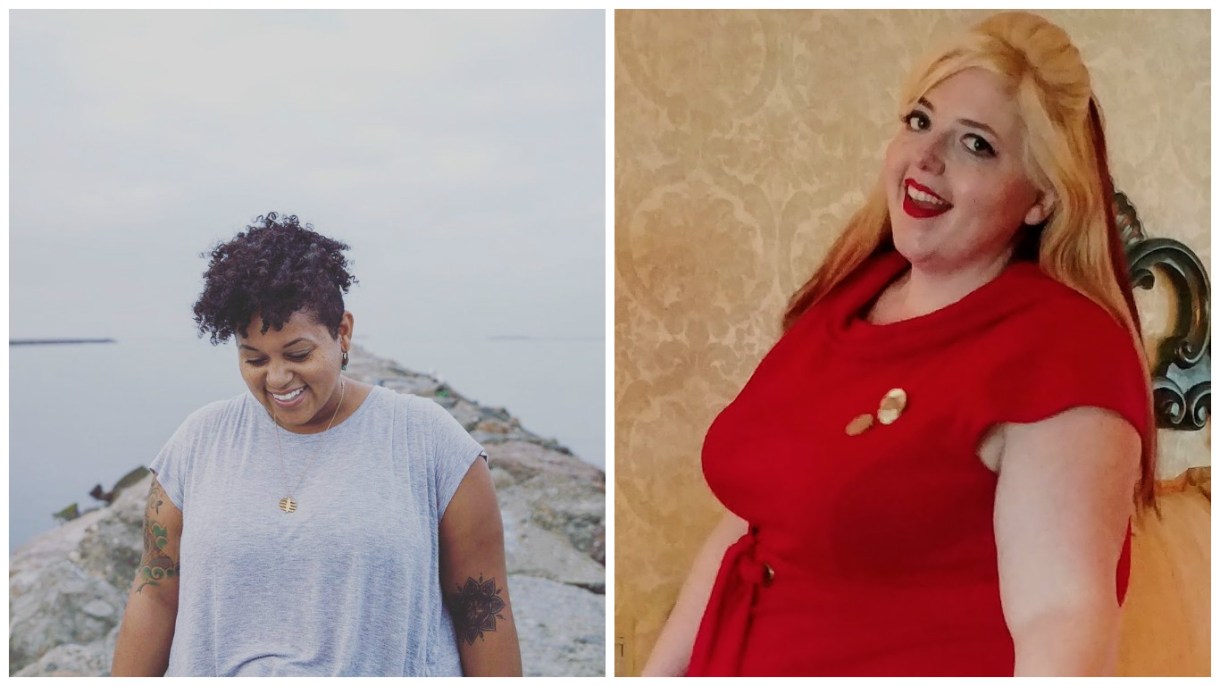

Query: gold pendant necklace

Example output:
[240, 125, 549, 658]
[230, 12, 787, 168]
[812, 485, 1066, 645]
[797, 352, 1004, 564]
[269, 377, 346, 513]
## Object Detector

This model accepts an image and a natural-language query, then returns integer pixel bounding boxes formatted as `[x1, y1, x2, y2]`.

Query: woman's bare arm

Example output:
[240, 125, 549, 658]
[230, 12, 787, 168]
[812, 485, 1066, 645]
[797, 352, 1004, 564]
[640, 510, 747, 677]
[993, 407, 1140, 676]
[438, 457, 523, 676]
[111, 477, 183, 676]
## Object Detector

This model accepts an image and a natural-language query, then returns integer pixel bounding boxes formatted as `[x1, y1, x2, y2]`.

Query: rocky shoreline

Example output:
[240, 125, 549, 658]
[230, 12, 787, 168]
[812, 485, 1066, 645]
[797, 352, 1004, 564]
[9, 344, 605, 676]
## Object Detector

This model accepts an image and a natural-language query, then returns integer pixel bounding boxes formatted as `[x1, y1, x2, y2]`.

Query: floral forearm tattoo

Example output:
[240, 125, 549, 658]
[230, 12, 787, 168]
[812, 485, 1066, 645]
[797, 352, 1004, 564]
[450, 575, 507, 646]
[135, 479, 179, 593]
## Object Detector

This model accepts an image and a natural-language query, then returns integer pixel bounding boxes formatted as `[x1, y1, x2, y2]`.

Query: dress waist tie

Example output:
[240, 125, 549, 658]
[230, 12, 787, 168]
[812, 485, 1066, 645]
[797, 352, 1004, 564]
[686, 528, 774, 676]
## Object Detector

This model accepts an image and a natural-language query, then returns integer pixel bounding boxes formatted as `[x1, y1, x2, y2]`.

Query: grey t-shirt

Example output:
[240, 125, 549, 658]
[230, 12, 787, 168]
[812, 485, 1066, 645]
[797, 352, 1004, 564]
[148, 385, 484, 676]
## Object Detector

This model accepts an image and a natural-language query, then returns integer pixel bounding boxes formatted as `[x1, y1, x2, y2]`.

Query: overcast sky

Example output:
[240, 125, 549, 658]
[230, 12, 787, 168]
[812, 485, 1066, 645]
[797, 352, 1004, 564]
[10, 10, 605, 461]
[12, 9, 603, 339]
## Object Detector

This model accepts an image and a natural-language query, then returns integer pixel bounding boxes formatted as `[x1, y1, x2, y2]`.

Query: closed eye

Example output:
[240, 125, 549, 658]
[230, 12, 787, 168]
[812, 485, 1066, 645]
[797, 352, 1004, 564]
[244, 358, 268, 367]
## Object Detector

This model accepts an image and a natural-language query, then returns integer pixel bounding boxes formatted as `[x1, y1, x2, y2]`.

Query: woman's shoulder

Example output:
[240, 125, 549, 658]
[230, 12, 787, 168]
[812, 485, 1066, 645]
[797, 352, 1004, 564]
[998, 263, 1133, 340]
[377, 388, 463, 431]
[381, 389, 484, 471]
[173, 392, 254, 436]
[979, 265, 1148, 415]
[153, 393, 253, 482]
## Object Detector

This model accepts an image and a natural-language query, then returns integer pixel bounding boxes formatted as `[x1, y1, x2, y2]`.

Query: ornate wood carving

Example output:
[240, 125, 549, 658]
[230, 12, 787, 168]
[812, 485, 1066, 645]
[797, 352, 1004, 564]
[1117, 191, 1211, 430]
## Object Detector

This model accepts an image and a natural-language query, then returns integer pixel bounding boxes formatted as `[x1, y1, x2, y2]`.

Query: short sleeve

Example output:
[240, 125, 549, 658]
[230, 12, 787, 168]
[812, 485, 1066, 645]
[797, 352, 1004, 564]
[421, 397, 487, 518]
[148, 415, 194, 510]
[981, 294, 1150, 441]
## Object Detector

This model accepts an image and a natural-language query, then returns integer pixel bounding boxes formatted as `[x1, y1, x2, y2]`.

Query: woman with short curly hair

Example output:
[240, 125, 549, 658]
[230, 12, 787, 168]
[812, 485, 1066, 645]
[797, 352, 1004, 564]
[111, 212, 522, 676]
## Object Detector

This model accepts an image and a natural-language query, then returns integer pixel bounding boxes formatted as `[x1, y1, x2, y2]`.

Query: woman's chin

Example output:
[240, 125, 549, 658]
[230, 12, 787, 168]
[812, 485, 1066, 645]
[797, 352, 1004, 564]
[258, 394, 315, 427]
[890, 231, 935, 267]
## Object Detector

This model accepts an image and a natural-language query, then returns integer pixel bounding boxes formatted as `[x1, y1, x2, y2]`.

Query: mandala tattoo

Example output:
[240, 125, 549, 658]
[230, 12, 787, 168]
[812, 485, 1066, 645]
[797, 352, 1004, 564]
[136, 481, 179, 593]
[451, 575, 507, 646]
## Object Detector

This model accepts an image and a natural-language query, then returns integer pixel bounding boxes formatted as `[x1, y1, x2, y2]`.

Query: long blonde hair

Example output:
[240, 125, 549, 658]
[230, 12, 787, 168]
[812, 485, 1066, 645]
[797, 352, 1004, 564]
[782, 12, 1157, 511]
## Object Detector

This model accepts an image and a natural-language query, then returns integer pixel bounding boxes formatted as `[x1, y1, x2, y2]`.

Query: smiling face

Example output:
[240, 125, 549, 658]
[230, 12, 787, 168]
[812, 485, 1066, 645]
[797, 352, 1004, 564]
[883, 67, 1052, 277]
[237, 309, 353, 434]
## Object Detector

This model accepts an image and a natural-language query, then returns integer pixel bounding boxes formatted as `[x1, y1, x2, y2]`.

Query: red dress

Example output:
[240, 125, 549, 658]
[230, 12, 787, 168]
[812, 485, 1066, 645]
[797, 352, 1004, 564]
[687, 251, 1149, 676]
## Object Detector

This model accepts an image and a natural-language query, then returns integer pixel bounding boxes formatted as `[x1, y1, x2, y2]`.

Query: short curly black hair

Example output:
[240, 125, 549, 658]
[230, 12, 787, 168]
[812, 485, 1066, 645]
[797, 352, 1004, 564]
[192, 212, 356, 344]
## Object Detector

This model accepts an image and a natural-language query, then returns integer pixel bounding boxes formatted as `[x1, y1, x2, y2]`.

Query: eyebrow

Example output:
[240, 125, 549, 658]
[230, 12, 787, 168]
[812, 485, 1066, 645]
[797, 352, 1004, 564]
[238, 337, 310, 353]
[917, 97, 1000, 139]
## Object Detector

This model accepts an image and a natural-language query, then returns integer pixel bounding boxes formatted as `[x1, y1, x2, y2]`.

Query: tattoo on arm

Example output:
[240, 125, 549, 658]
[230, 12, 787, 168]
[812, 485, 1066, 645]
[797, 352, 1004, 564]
[450, 575, 507, 646]
[136, 480, 179, 594]
[148, 483, 163, 515]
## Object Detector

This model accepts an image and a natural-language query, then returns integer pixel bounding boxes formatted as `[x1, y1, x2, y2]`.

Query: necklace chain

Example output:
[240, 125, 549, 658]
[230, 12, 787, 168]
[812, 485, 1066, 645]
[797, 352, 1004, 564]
[269, 377, 346, 512]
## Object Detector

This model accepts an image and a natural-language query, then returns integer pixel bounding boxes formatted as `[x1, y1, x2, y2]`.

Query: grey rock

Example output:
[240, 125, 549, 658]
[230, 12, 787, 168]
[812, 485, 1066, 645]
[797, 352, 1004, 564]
[75, 481, 147, 593]
[375, 375, 440, 397]
[80, 600, 115, 619]
[501, 502, 605, 594]
[11, 505, 107, 576]
[9, 559, 125, 673]
[511, 575, 604, 677]
[448, 399, 486, 431]
[471, 430, 531, 446]
[488, 441, 605, 564]
[474, 417, 514, 434]
[14, 641, 110, 677]
[486, 439, 602, 485]
[431, 394, 458, 409]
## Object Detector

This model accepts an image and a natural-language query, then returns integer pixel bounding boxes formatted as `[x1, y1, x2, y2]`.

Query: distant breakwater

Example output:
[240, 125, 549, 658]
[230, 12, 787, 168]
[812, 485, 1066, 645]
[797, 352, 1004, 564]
[10, 338, 115, 346]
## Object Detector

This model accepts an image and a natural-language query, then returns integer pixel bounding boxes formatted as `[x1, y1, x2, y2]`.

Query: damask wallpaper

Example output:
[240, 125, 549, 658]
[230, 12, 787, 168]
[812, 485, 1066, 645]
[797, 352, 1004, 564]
[614, 9, 1209, 676]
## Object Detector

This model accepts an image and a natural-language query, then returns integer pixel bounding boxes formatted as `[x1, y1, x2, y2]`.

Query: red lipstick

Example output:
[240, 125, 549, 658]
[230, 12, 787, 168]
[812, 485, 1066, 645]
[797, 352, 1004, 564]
[902, 179, 952, 219]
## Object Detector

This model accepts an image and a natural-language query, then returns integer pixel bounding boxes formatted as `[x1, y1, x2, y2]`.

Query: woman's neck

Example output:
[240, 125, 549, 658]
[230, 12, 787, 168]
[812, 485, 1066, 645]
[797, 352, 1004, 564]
[871, 250, 1014, 324]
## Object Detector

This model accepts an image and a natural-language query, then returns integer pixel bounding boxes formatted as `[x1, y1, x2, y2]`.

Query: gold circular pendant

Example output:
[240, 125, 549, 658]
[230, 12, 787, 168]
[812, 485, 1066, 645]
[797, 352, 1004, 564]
[845, 413, 874, 436]
[279, 496, 297, 513]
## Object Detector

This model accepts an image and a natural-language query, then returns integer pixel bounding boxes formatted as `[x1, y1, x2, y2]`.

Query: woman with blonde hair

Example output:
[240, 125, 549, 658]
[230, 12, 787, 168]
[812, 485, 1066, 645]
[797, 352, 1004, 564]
[642, 12, 1154, 677]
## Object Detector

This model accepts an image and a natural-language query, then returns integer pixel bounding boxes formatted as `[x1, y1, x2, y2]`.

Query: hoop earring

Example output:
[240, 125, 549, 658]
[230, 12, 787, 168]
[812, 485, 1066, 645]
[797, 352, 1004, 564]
[341, 349, 349, 371]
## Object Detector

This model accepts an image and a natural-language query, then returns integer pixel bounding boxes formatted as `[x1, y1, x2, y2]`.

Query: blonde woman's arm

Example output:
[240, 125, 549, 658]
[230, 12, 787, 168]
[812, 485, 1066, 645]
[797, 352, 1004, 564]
[111, 477, 182, 676]
[640, 510, 748, 677]
[992, 406, 1140, 676]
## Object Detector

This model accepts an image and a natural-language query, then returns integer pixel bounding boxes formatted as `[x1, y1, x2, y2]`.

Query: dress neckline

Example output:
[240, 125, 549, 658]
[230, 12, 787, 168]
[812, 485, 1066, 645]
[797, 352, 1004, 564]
[824, 250, 1045, 359]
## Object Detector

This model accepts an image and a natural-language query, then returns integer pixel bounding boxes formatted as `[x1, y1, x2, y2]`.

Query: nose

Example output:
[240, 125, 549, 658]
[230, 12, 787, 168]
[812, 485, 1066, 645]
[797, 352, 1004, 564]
[267, 359, 294, 389]
[915, 135, 946, 175]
